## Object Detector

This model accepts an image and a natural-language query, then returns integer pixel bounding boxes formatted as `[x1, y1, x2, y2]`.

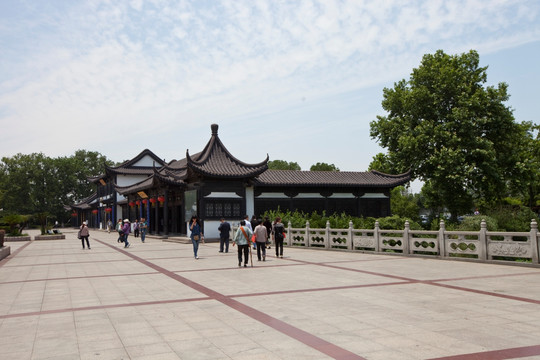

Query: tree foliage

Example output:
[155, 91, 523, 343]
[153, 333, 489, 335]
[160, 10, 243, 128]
[267, 159, 301, 170]
[370, 50, 521, 218]
[310, 162, 339, 171]
[0, 150, 114, 223]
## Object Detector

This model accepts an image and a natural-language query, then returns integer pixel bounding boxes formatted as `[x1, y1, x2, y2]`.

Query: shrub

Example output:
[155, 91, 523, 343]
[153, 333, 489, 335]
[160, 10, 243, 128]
[486, 206, 538, 232]
[457, 216, 498, 231]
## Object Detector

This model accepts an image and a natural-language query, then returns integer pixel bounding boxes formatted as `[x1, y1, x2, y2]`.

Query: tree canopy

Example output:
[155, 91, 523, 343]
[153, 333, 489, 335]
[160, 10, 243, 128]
[267, 160, 301, 170]
[370, 49, 522, 218]
[0, 150, 114, 223]
[310, 162, 340, 171]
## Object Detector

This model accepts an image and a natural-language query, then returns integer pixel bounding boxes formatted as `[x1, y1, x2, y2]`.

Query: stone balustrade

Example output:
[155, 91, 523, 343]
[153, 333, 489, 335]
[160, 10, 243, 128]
[235, 219, 540, 265]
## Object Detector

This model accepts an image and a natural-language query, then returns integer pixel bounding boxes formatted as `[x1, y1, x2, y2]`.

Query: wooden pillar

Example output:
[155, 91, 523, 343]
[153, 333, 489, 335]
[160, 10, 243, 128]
[164, 189, 169, 235]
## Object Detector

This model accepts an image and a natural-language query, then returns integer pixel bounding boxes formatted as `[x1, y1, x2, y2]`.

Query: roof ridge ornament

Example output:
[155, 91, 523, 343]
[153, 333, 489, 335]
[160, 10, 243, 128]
[211, 124, 218, 136]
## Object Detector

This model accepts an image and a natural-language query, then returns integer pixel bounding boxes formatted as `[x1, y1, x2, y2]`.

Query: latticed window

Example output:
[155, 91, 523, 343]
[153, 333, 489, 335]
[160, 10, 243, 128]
[204, 200, 241, 219]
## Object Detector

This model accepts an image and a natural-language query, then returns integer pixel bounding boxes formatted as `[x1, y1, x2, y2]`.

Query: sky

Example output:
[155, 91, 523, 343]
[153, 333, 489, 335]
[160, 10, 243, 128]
[1, 0, 539, 193]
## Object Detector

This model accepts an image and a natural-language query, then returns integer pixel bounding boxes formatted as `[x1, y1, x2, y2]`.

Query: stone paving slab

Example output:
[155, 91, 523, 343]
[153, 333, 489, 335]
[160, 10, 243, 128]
[1, 229, 540, 359]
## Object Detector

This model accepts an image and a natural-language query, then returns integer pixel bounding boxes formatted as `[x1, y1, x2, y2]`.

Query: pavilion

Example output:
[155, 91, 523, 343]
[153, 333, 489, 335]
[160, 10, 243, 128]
[72, 124, 410, 238]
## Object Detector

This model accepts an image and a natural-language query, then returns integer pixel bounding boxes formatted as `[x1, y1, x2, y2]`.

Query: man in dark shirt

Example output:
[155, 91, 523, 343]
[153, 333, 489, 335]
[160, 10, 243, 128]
[218, 218, 231, 253]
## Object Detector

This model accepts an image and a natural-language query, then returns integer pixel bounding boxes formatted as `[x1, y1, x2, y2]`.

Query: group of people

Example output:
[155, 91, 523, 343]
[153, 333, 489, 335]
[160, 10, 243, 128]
[191, 215, 285, 267]
[115, 218, 148, 248]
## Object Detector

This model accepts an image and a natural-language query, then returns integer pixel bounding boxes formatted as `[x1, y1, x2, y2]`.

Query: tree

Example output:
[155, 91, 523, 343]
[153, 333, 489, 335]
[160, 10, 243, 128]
[310, 162, 339, 171]
[390, 186, 420, 221]
[267, 160, 301, 170]
[368, 153, 398, 174]
[370, 50, 520, 219]
[0, 150, 114, 224]
[508, 122, 540, 208]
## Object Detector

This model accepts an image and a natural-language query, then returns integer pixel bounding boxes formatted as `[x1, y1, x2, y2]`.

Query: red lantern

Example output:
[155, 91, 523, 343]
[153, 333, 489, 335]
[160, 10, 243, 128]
[142, 199, 148, 204]
[105, 207, 112, 213]
[136, 200, 140, 205]
[149, 198, 156, 206]
[129, 201, 135, 207]
[92, 209, 98, 214]
[157, 196, 165, 203]
[71, 212, 77, 217]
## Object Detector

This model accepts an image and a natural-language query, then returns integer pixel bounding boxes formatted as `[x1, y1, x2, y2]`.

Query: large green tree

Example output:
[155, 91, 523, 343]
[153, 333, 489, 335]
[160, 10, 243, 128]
[310, 162, 339, 171]
[370, 50, 520, 218]
[508, 122, 540, 208]
[0, 150, 113, 223]
[267, 160, 301, 170]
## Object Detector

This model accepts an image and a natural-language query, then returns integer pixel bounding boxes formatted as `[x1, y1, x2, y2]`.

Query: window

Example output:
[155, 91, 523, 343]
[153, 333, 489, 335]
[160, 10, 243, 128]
[204, 200, 241, 219]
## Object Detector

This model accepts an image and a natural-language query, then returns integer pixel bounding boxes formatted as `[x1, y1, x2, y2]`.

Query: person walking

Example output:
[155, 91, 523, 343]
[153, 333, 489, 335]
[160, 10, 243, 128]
[122, 219, 131, 248]
[79, 221, 91, 250]
[140, 217, 148, 243]
[190, 215, 204, 259]
[116, 219, 124, 243]
[133, 219, 140, 238]
[253, 221, 268, 261]
[107, 219, 112, 233]
[233, 220, 252, 267]
[273, 217, 285, 258]
[218, 218, 231, 253]
[263, 216, 272, 249]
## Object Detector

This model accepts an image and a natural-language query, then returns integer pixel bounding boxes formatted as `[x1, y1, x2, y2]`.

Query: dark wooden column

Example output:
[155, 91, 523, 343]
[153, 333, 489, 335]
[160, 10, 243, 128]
[154, 196, 159, 235]
[163, 189, 169, 235]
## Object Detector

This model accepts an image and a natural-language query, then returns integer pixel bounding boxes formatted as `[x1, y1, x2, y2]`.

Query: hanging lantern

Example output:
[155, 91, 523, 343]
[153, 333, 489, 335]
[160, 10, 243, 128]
[136, 200, 140, 206]
[157, 196, 165, 203]
[105, 207, 112, 213]
[149, 198, 157, 206]
[142, 199, 148, 205]
[71, 212, 77, 217]
[129, 201, 135, 207]
[92, 209, 98, 214]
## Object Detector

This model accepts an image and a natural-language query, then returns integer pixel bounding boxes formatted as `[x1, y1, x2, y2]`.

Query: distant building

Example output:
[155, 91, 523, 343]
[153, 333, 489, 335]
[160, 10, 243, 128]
[72, 124, 410, 238]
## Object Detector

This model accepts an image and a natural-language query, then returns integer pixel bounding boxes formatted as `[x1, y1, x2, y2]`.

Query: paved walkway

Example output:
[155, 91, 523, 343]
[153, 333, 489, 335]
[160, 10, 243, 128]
[1, 229, 540, 360]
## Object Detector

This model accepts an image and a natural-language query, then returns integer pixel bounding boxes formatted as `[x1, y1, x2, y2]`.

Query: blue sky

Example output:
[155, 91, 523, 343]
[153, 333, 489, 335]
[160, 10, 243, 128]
[1, 1, 539, 193]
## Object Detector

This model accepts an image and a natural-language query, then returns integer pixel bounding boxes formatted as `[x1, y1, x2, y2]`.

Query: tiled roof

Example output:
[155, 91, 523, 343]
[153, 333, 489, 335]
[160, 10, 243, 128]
[254, 169, 411, 187]
[115, 167, 187, 195]
[105, 149, 166, 176]
[71, 192, 98, 209]
[186, 124, 268, 178]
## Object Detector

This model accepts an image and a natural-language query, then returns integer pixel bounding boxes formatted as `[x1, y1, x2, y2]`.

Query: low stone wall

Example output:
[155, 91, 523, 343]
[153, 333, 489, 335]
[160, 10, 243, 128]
[0, 246, 10, 261]
[234, 219, 540, 266]
[34, 235, 66, 240]
[5, 236, 32, 242]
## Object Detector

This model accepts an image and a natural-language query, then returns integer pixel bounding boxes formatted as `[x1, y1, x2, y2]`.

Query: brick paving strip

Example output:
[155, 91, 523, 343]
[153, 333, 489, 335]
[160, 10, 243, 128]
[94, 239, 367, 360]
[2, 238, 540, 359]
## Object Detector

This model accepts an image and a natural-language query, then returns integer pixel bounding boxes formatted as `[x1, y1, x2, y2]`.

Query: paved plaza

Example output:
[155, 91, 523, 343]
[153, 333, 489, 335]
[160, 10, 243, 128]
[1, 229, 540, 360]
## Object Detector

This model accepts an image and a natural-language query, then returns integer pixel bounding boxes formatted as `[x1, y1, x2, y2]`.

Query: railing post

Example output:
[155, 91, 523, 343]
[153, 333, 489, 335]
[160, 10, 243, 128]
[374, 221, 380, 252]
[348, 220, 354, 250]
[306, 220, 310, 247]
[438, 220, 446, 257]
[325, 220, 331, 249]
[531, 219, 539, 264]
[403, 221, 410, 254]
[287, 221, 292, 247]
[479, 219, 487, 260]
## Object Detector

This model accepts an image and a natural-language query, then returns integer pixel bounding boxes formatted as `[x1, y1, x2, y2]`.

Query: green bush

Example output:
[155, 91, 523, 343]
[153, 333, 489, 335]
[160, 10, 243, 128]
[260, 209, 420, 231]
[457, 216, 498, 231]
[486, 206, 538, 232]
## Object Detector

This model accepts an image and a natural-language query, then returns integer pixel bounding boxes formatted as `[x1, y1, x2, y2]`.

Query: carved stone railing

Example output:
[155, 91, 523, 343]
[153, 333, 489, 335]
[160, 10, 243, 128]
[234, 219, 540, 265]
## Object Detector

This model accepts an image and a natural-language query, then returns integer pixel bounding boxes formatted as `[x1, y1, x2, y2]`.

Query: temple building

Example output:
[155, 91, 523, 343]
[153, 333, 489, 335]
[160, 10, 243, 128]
[72, 124, 410, 238]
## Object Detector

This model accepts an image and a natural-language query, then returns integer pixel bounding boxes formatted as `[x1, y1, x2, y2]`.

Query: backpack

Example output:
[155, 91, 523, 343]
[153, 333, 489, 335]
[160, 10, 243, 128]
[274, 224, 284, 240]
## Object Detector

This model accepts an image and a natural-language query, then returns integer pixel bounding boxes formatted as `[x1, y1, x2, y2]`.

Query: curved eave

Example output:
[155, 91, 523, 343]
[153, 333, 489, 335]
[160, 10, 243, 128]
[187, 161, 268, 179]
[185, 132, 269, 178]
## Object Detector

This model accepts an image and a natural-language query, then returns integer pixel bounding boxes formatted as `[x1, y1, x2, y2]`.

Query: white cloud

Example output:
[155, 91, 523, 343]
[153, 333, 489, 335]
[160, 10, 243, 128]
[0, 0, 539, 171]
